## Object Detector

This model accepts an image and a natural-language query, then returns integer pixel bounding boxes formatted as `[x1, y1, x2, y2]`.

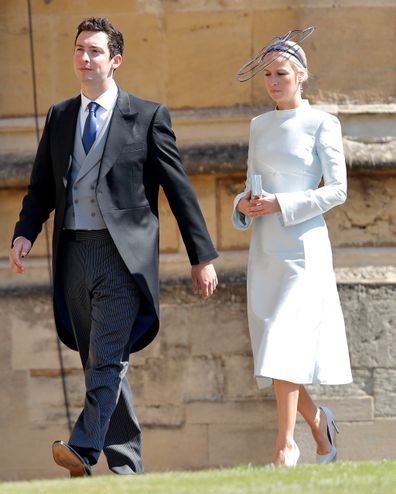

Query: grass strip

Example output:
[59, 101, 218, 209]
[0, 461, 395, 494]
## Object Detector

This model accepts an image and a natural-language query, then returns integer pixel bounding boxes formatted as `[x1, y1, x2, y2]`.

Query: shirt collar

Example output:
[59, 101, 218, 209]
[81, 80, 118, 112]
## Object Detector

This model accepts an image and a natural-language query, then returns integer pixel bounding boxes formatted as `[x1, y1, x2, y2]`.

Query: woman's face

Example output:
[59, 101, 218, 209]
[262, 53, 302, 110]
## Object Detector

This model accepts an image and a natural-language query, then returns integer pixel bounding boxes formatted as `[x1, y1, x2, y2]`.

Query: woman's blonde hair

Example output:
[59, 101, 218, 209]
[281, 41, 309, 83]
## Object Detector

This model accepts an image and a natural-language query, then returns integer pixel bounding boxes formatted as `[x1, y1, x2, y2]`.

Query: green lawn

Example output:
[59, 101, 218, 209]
[1, 462, 395, 494]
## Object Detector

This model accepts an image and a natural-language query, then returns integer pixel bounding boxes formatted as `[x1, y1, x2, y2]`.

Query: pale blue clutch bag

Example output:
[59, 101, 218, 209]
[250, 174, 262, 197]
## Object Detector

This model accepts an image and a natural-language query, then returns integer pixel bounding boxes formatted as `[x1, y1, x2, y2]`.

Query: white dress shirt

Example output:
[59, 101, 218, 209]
[79, 80, 118, 139]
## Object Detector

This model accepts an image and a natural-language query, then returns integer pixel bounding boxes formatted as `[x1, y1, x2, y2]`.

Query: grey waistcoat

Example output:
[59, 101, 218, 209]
[63, 116, 112, 230]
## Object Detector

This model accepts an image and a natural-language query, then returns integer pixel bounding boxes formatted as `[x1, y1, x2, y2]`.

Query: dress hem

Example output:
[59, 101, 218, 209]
[255, 374, 353, 390]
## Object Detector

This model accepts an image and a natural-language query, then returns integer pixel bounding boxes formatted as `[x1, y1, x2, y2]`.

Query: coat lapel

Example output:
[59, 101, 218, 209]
[99, 88, 139, 181]
[57, 96, 81, 187]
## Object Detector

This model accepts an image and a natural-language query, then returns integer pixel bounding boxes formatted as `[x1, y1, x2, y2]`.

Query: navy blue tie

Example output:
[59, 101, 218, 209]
[82, 102, 99, 154]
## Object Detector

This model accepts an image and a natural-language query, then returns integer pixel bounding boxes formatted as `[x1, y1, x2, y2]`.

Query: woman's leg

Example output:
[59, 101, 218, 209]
[272, 379, 300, 465]
[297, 385, 332, 455]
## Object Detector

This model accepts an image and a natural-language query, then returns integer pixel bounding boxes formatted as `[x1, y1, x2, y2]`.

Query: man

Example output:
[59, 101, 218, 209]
[9, 17, 218, 477]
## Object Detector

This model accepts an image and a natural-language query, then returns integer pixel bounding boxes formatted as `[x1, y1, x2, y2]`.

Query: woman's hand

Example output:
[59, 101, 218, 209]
[237, 190, 281, 217]
[236, 190, 252, 216]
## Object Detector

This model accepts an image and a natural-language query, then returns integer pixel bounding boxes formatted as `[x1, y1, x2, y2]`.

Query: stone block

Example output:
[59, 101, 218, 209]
[31, 0, 139, 15]
[159, 187, 180, 253]
[7, 292, 81, 371]
[0, 370, 28, 424]
[130, 330, 163, 365]
[107, 12, 168, 103]
[296, 396, 374, 423]
[162, 0, 250, 12]
[0, 189, 55, 259]
[28, 372, 84, 426]
[373, 368, 396, 417]
[208, 423, 277, 466]
[186, 399, 277, 427]
[292, 415, 396, 464]
[327, 175, 396, 248]
[300, 7, 395, 104]
[0, 424, 70, 481]
[189, 301, 251, 356]
[252, 6, 395, 105]
[307, 369, 374, 398]
[335, 419, 396, 461]
[19, 9, 166, 114]
[217, 176, 251, 250]
[142, 424, 209, 471]
[0, 1, 34, 118]
[0, 190, 38, 258]
[142, 357, 185, 406]
[156, 304, 192, 357]
[165, 11, 252, 108]
[189, 175, 217, 247]
[182, 356, 224, 402]
[135, 404, 184, 427]
[341, 285, 396, 368]
[0, 299, 13, 370]
[127, 363, 146, 402]
[223, 354, 263, 400]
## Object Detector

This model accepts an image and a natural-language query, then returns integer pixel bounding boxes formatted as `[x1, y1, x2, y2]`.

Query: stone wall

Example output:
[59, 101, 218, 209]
[1, 160, 396, 261]
[1, 0, 396, 482]
[1, 0, 395, 122]
[1, 280, 395, 480]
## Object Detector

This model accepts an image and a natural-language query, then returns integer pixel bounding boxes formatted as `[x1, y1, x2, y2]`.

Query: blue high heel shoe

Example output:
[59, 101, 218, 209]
[316, 406, 339, 464]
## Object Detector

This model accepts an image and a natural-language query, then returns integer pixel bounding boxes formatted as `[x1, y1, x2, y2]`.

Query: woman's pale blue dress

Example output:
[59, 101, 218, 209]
[232, 101, 352, 389]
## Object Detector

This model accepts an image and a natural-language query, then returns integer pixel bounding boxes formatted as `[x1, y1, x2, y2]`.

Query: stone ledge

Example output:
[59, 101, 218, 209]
[2, 104, 396, 129]
[1, 103, 395, 184]
[0, 138, 395, 188]
[1, 247, 396, 290]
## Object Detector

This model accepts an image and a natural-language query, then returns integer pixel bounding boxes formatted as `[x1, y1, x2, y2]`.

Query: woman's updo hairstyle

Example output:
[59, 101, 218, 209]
[281, 41, 309, 84]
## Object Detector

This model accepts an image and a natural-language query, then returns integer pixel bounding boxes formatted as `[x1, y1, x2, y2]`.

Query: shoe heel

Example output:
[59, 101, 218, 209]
[332, 420, 340, 434]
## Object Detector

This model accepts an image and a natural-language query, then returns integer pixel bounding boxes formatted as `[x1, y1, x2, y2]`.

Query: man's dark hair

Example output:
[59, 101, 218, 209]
[75, 17, 124, 58]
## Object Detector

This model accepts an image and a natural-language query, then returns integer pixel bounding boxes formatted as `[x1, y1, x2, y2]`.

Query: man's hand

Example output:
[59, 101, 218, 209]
[191, 262, 218, 300]
[9, 237, 32, 274]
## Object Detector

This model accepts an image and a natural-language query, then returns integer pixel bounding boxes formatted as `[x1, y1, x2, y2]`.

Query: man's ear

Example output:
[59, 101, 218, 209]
[112, 54, 123, 70]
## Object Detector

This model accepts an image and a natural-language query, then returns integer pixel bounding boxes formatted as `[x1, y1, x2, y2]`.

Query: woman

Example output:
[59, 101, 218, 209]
[232, 30, 352, 467]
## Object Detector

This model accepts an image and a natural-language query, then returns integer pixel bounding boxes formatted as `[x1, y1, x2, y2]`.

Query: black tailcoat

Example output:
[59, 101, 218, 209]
[13, 88, 218, 352]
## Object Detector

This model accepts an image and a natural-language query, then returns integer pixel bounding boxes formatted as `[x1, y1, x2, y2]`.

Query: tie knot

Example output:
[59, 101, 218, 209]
[87, 101, 99, 114]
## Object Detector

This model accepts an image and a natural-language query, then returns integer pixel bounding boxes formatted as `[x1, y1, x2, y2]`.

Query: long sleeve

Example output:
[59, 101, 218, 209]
[150, 104, 218, 265]
[232, 121, 254, 231]
[12, 107, 56, 245]
[275, 115, 347, 227]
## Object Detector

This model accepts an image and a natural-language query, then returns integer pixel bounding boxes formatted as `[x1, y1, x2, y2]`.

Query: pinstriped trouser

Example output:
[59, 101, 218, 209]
[60, 229, 143, 474]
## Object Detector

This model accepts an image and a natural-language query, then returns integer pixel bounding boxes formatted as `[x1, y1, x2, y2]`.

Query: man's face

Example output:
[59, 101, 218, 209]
[73, 31, 121, 87]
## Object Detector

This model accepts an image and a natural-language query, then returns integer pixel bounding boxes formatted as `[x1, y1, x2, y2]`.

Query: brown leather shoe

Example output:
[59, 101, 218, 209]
[52, 440, 92, 477]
